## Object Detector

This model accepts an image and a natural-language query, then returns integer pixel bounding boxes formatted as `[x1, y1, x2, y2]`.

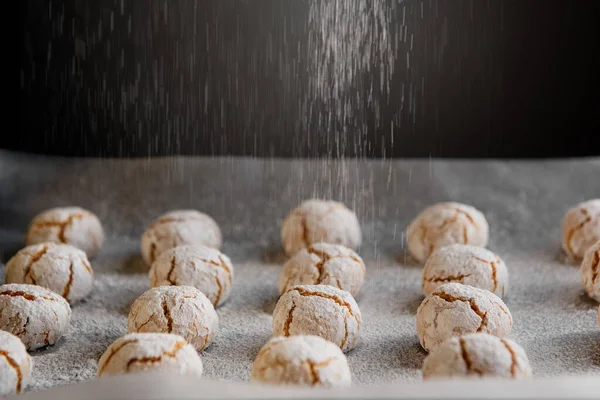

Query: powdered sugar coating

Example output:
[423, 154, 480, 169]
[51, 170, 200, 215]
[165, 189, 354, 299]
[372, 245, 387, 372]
[422, 244, 508, 298]
[128, 286, 219, 351]
[416, 283, 513, 352]
[407, 202, 489, 264]
[97, 333, 203, 377]
[279, 242, 366, 296]
[562, 199, 600, 260]
[0, 331, 33, 396]
[281, 199, 361, 256]
[5, 243, 94, 303]
[149, 245, 234, 308]
[580, 240, 600, 302]
[422, 333, 531, 380]
[0, 283, 72, 350]
[26, 207, 104, 258]
[251, 335, 351, 388]
[272, 284, 361, 352]
[141, 210, 222, 265]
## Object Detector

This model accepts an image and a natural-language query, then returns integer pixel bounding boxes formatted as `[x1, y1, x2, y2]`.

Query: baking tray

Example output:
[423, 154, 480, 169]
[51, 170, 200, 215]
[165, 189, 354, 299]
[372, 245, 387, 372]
[0, 150, 599, 396]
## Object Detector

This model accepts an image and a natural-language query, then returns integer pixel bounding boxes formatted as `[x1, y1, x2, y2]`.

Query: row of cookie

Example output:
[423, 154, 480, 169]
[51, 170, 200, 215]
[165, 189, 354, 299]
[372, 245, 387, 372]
[3, 282, 600, 394]
[18, 197, 600, 267]
[21, 197, 600, 269]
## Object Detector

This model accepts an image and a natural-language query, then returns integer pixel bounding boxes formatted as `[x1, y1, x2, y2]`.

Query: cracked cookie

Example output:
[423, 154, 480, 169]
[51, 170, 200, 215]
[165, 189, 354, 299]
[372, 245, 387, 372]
[251, 335, 351, 388]
[272, 284, 362, 352]
[128, 286, 218, 351]
[407, 202, 489, 264]
[141, 210, 222, 265]
[149, 245, 234, 308]
[562, 199, 600, 260]
[281, 199, 361, 257]
[0, 283, 72, 350]
[279, 242, 366, 296]
[0, 331, 32, 396]
[26, 207, 104, 258]
[422, 333, 531, 380]
[416, 282, 512, 352]
[5, 243, 94, 303]
[580, 240, 600, 302]
[97, 333, 203, 378]
[422, 244, 508, 298]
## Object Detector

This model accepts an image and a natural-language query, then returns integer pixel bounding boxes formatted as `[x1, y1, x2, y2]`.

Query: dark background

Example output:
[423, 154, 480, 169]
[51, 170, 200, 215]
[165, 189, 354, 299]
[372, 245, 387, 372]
[14, 0, 600, 158]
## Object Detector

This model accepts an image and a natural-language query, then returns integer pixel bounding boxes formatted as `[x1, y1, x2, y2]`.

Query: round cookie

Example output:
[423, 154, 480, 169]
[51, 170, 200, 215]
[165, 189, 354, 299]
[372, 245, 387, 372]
[128, 286, 219, 351]
[580, 240, 600, 302]
[281, 199, 361, 256]
[562, 199, 600, 260]
[251, 335, 351, 388]
[416, 282, 513, 352]
[422, 333, 532, 380]
[0, 283, 72, 350]
[422, 244, 508, 298]
[149, 245, 233, 307]
[407, 202, 489, 264]
[26, 206, 104, 258]
[141, 210, 222, 265]
[97, 333, 203, 377]
[0, 331, 33, 396]
[279, 242, 366, 296]
[5, 243, 94, 303]
[272, 284, 361, 352]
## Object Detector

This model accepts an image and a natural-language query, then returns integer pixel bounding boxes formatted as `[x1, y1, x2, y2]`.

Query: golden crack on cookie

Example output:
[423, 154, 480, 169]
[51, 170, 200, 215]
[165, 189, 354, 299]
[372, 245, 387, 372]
[340, 316, 349, 349]
[149, 243, 157, 265]
[29, 213, 88, 243]
[292, 287, 360, 348]
[216, 256, 233, 285]
[305, 358, 336, 386]
[98, 339, 140, 376]
[149, 216, 204, 230]
[490, 260, 499, 292]
[162, 297, 174, 333]
[23, 244, 50, 282]
[495, 301, 513, 325]
[213, 275, 224, 306]
[473, 256, 499, 292]
[83, 260, 93, 275]
[566, 208, 593, 257]
[125, 340, 186, 371]
[166, 256, 177, 285]
[306, 246, 363, 286]
[433, 291, 489, 332]
[292, 287, 360, 324]
[419, 208, 477, 258]
[0, 350, 23, 393]
[193, 256, 232, 306]
[135, 314, 155, 331]
[282, 302, 297, 337]
[423, 273, 473, 283]
[15, 317, 30, 337]
[0, 290, 56, 302]
[500, 339, 518, 377]
[62, 261, 75, 301]
[459, 337, 483, 376]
